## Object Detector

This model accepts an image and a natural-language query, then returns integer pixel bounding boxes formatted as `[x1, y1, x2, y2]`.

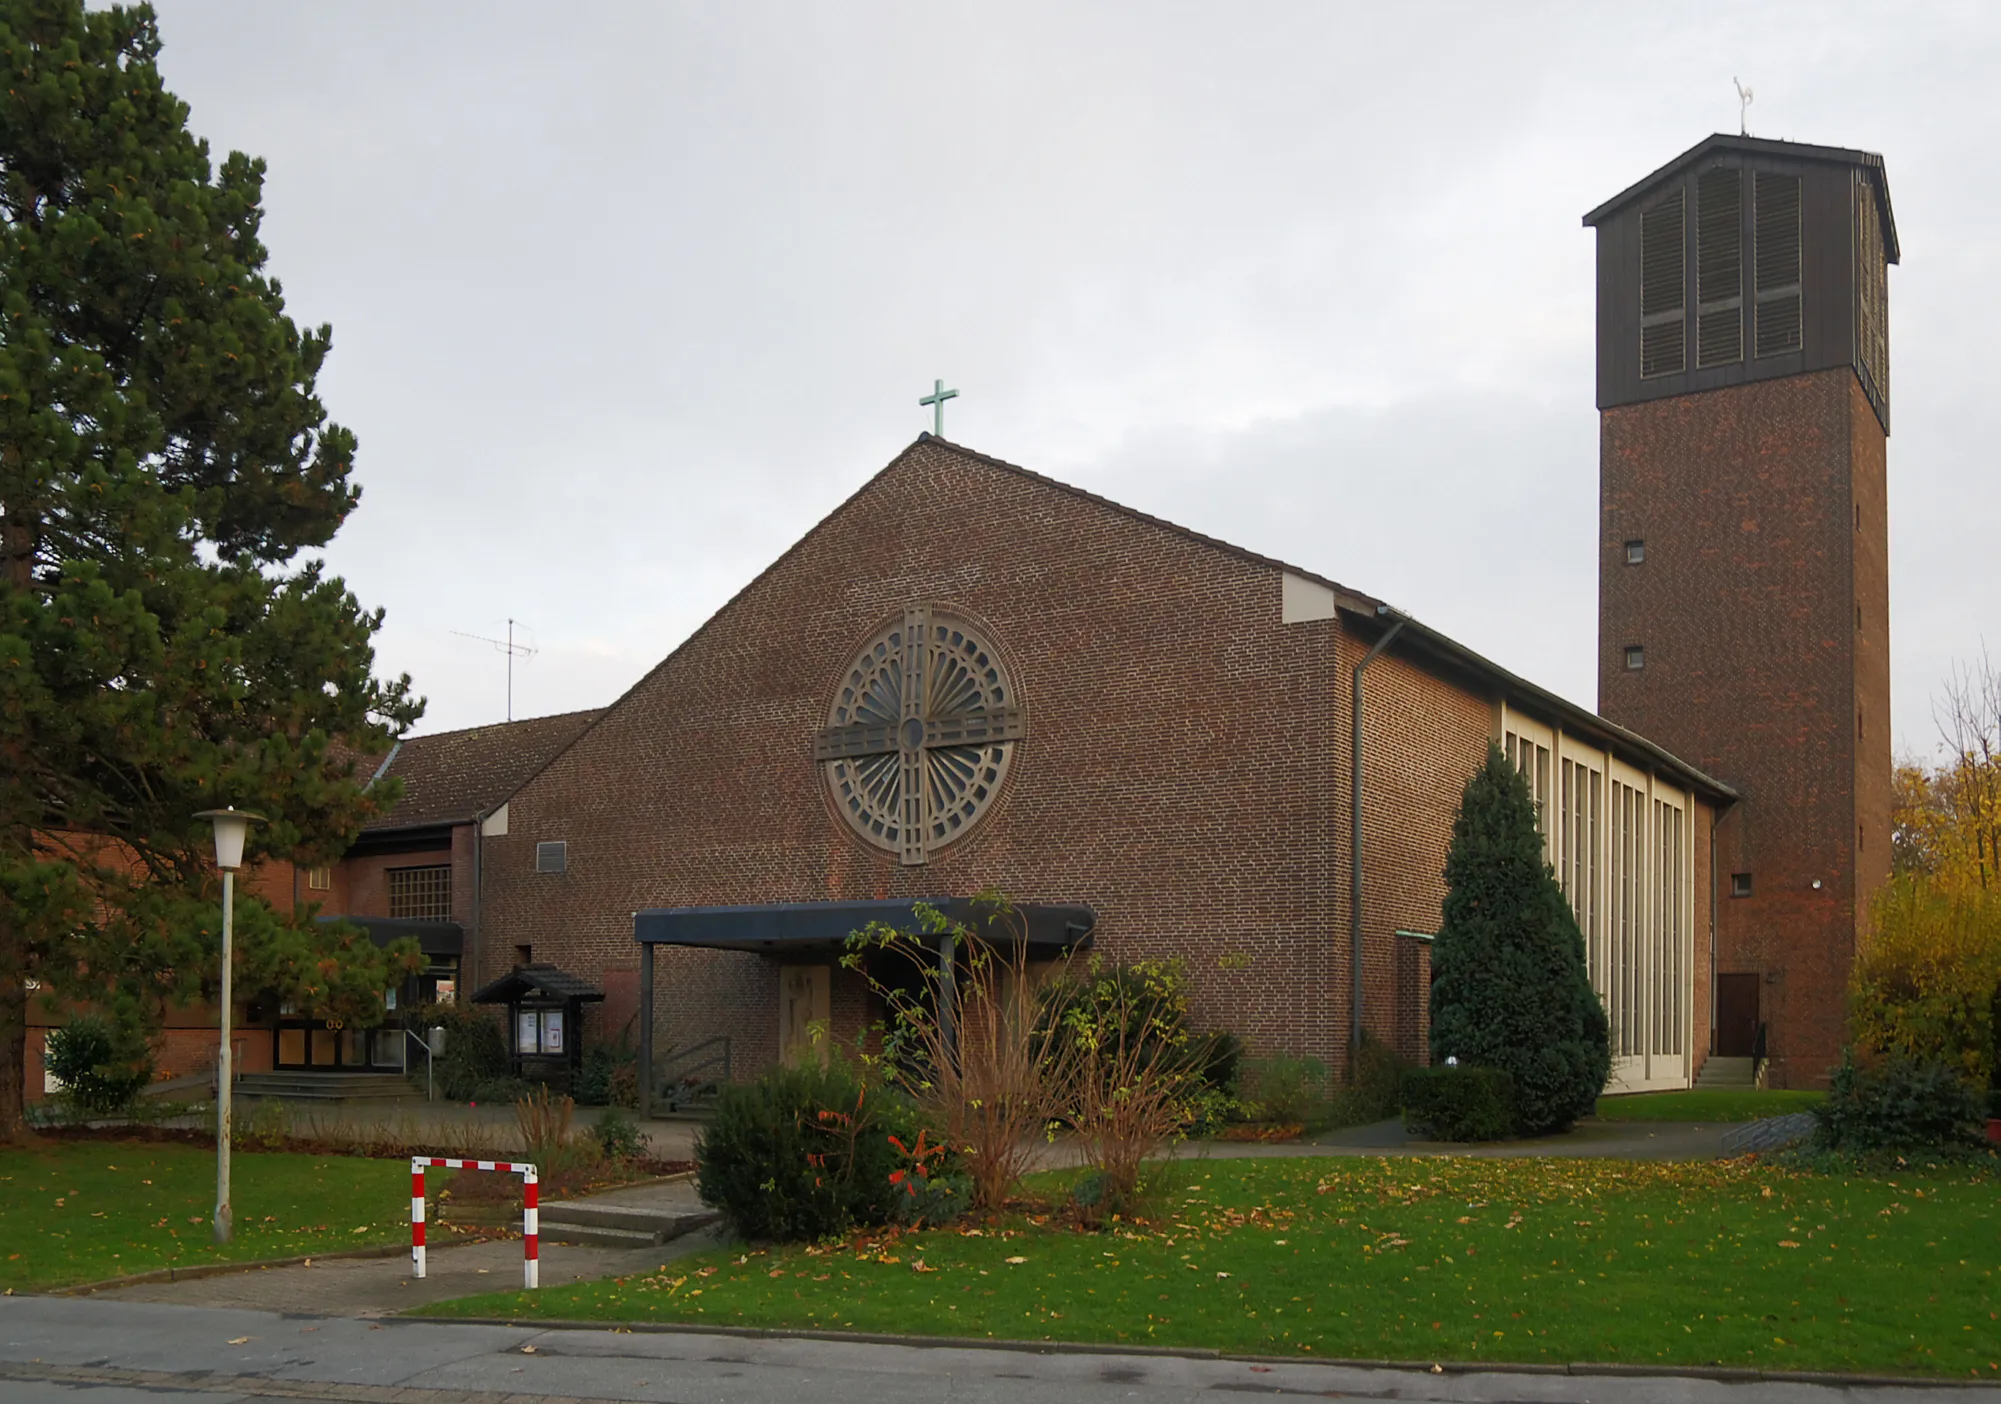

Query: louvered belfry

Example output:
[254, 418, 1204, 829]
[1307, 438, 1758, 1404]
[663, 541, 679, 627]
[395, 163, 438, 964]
[1586, 133, 1896, 430]
[1585, 134, 1899, 1091]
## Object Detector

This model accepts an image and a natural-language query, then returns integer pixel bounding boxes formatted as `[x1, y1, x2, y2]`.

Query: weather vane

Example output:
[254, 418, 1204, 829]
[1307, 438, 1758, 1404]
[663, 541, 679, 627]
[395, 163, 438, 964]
[1733, 77, 1753, 136]
[920, 378, 959, 437]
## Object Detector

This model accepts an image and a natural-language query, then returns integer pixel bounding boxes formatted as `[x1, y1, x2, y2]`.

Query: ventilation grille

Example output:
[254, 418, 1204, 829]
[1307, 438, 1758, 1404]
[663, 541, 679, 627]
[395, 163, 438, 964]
[1639, 189, 1686, 379]
[1754, 171, 1803, 357]
[535, 840, 567, 874]
[1695, 167, 1743, 367]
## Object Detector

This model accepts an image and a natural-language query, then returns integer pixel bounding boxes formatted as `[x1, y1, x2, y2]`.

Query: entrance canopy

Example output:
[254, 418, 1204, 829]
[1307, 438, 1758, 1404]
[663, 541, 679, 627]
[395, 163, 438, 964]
[632, 898, 1096, 955]
[318, 915, 462, 958]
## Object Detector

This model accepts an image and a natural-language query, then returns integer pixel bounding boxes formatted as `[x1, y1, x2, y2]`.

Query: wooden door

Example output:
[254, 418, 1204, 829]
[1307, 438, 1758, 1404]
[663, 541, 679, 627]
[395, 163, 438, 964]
[1715, 973, 1760, 1056]
[780, 966, 831, 1064]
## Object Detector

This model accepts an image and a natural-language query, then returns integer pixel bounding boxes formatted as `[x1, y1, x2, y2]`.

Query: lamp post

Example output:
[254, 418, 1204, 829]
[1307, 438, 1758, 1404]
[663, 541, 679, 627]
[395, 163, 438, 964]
[195, 806, 264, 1244]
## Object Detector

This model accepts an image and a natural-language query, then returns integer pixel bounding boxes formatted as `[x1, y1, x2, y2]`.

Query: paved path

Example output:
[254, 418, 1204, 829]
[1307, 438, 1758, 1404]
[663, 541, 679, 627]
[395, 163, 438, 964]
[2, 1297, 1983, 1404]
[91, 1178, 721, 1318]
[1241, 1117, 1734, 1159]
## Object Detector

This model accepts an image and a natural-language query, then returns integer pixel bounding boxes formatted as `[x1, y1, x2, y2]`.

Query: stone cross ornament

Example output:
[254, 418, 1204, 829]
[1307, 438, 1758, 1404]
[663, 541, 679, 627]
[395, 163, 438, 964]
[815, 606, 1023, 865]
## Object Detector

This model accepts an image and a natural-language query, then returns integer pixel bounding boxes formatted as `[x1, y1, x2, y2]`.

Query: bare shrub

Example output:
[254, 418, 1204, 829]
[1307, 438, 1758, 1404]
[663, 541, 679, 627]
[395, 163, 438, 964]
[515, 1085, 599, 1173]
[844, 895, 1069, 1213]
[1050, 957, 1205, 1222]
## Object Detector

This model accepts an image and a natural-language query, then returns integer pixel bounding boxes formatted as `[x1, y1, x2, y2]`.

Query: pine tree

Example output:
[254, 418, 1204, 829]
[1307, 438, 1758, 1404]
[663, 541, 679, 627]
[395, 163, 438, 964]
[0, 0, 421, 1138]
[1428, 742, 1609, 1134]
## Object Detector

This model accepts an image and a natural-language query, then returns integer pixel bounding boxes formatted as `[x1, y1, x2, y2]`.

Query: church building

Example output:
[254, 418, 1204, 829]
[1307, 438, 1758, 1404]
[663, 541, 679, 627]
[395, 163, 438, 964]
[468, 435, 1733, 1095]
[278, 130, 1896, 1102]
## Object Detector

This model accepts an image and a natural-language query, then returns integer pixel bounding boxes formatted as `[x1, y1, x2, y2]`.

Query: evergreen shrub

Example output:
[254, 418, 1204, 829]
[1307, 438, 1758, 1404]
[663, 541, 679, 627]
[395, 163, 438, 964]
[593, 1107, 646, 1162]
[1429, 743, 1610, 1134]
[44, 1016, 154, 1116]
[1400, 1065, 1516, 1141]
[1334, 1031, 1411, 1126]
[421, 1004, 510, 1101]
[1238, 1055, 1330, 1125]
[1811, 1051, 1987, 1156]
[574, 1039, 636, 1107]
[696, 1061, 924, 1242]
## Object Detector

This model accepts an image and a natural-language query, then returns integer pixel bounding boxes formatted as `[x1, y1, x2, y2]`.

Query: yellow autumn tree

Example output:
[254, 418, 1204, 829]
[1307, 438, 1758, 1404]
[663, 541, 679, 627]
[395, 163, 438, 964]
[1853, 877, 2001, 1083]
[1858, 653, 2001, 1084]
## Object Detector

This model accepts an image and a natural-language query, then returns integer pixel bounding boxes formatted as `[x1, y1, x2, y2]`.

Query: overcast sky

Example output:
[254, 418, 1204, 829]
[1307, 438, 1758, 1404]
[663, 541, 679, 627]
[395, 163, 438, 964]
[149, 1, 1999, 760]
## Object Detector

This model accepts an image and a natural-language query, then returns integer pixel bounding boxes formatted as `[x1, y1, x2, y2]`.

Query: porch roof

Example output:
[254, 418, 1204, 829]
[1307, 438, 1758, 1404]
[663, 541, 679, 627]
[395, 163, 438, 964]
[317, 915, 463, 958]
[470, 963, 605, 1006]
[632, 899, 1096, 955]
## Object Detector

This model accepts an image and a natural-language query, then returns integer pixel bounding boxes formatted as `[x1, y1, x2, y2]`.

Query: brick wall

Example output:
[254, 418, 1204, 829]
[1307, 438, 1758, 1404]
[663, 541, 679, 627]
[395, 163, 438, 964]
[479, 440, 1714, 1084]
[1599, 368, 1889, 1087]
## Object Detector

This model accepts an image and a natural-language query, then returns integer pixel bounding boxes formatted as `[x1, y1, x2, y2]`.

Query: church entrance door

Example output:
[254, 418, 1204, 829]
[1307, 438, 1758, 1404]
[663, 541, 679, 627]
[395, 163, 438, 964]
[1715, 973, 1760, 1056]
[780, 965, 831, 1064]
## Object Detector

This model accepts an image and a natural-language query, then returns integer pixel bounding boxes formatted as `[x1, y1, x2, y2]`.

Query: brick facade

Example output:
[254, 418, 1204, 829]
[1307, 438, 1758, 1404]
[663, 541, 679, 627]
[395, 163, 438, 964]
[475, 439, 1720, 1081]
[1599, 368, 1891, 1087]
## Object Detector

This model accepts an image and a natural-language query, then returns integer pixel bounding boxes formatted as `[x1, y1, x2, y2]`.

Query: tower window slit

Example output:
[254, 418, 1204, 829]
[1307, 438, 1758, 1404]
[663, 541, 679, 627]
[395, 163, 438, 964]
[1640, 189, 1687, 378]
[1755, 172, 1803, 356]
[1696, 167, 1744, 367]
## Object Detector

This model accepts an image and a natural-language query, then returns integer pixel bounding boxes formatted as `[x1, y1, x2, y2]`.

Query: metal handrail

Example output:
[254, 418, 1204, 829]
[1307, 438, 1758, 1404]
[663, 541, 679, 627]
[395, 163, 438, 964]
[1750, 1021, 1768, 1088]
[403, 1026, 438, 1101]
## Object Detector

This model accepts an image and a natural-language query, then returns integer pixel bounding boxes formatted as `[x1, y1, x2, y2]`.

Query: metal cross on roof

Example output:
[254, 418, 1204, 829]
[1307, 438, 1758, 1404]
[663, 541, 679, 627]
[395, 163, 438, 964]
[919, 378, 959, 437]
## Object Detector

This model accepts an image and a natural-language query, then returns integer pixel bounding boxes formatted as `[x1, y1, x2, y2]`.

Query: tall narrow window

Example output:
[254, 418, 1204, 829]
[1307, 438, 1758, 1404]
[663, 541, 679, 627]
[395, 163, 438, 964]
[1696, 167, 1744, 367]
[1754, 172, 1803, 356]
[1640, 189, 1687, 378]
[1855, 174, 1890, 405]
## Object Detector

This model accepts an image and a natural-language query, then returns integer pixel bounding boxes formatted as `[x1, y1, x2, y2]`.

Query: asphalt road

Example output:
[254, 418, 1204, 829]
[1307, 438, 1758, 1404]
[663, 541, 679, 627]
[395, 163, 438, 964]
[2, 1296, 1989, 1404]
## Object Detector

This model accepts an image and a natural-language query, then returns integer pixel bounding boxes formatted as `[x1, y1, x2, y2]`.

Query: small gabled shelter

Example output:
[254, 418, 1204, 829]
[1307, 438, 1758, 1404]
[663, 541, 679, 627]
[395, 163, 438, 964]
[471, 963, 605, 1084]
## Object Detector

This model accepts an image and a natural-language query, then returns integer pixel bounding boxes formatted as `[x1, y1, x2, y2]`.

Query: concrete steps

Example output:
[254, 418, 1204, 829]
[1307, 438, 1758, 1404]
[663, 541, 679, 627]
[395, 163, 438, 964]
[1695, 1056, 1756, 1088]
[234, 1072, 417, 1102]
[532, 1202, 720, 1249]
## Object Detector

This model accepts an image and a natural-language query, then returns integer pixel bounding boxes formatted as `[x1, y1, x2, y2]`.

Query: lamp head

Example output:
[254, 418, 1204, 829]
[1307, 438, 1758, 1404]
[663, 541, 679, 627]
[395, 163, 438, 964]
[194, 807, 267, 871]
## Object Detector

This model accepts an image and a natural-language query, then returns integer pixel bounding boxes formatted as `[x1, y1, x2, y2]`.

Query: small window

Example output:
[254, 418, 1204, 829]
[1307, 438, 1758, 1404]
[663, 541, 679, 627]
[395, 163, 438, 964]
[535, 840, 567, 874]
[1625, 539, 1646, 565]
[1856, 604, 1863, 631]
[1731, 872, 1753, 899]
[1624, 645, 1646, 671]
[306, 865, 332, 892]
[514, 944, 533, 967]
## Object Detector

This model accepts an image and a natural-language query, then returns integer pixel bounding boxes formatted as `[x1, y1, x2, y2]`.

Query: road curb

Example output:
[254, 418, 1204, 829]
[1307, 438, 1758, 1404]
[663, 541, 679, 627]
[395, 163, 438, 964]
[398, 1313, 1996, 1387]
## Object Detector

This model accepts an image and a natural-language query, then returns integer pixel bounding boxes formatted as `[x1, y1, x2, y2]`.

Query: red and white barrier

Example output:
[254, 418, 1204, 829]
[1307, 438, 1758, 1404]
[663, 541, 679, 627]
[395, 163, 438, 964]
[409, 1156, 540, 1289]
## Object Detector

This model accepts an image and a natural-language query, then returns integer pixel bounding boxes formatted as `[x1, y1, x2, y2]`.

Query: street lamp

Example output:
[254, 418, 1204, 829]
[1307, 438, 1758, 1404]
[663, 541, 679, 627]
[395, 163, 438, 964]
[195, 806, 265, 1244]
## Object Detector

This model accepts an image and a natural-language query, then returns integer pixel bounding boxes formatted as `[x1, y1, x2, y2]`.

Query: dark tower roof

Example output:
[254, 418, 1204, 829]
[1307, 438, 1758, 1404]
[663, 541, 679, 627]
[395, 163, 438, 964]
[1583, 133, 1897, 263]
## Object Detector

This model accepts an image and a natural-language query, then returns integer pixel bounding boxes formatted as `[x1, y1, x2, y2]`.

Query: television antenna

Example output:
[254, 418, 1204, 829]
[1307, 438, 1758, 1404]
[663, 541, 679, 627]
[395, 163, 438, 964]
[451, 618, 538, 721]
[1733, 77, 1754, 136]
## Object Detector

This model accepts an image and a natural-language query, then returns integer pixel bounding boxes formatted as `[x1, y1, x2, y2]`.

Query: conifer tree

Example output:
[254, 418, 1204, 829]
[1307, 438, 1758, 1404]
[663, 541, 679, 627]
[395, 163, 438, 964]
[1428, 742, 1609, 1134]
[0, 0, 421, 1138]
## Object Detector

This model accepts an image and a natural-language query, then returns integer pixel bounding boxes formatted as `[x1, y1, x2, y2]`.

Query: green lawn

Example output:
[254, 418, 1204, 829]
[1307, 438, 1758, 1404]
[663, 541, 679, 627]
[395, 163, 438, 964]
[1594, 1089, 1825, 1123]
[424, 1157, 2000, 1379]
[1, 1139, 425, 1290]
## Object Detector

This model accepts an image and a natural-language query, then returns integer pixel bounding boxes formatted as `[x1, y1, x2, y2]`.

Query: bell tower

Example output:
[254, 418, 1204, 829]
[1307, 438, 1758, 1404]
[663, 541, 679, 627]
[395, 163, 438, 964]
[1584, 135, 1897, 1088]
